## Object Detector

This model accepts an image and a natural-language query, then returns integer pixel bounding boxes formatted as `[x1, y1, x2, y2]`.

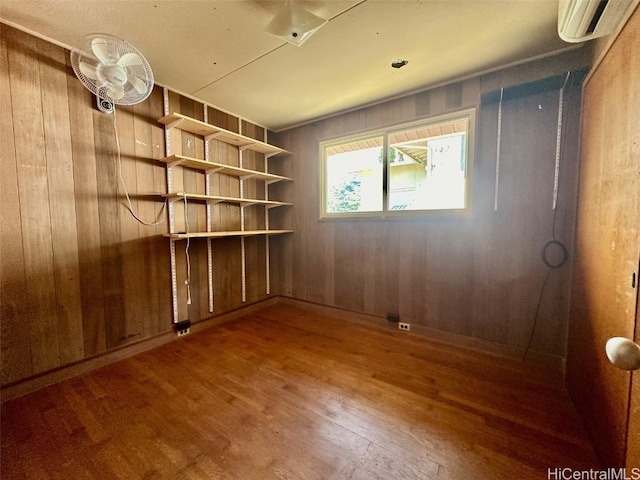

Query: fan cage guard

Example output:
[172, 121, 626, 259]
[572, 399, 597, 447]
[70, 33, 154, 106]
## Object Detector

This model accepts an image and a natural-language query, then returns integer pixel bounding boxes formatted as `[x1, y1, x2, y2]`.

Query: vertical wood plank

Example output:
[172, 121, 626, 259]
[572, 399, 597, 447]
[212, 238, 242, 314]
[471, 102, 499, 342]
[132, 95, 158, 337]
[115, 104, 146, 343]
[94, 107, 126, 349]
[189, 240, 207, 320]
[408, 224, 428, 324]
[397, 223, 416, 322]
[148, 87, 171, 334]
[422, 226, 442, 329]
[66, 54, 106, 357]
[244, 236, 259, 303]
[175, 238, 189, 322]
[8, 28, 61, 374]
[0, 28, 33, 383]
[333, 223, 364, 312]
[268, 130, 294, 298]
[38, 40, 84, 364]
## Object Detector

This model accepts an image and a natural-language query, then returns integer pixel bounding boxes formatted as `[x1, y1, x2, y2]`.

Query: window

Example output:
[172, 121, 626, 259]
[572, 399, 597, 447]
[321, 109, 475, 218]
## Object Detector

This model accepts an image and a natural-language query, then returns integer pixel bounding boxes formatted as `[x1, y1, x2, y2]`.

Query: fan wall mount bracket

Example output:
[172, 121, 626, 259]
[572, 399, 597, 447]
[96, 96, 114, 114]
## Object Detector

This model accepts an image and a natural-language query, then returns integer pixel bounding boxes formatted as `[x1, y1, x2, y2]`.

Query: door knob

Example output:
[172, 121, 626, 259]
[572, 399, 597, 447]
[605, 337, 640, 371]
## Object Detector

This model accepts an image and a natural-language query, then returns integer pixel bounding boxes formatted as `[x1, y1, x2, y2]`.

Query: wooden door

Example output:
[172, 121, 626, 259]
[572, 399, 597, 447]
[566, 5, 639, 468]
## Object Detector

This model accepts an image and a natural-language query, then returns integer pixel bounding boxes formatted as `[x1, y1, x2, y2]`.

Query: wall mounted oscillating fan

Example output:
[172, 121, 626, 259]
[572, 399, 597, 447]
[70, 33, 154, 110]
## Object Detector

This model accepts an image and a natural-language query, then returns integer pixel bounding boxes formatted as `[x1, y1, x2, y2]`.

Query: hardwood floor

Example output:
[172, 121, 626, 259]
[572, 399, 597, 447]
[1, 302, 599, 479]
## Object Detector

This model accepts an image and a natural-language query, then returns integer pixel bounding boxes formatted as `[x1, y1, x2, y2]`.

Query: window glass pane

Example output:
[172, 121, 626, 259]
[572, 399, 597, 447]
[325, 137, 383, 213]
[388, 118, 468, 211]
[320, 109, 474, 218]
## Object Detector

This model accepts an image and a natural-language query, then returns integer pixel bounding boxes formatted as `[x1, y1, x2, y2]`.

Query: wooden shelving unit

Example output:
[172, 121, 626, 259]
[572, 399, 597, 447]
[159, 154, 293, 183]
[158, 113, 288, 155]
[162, 192, 292, 209]
[159, 90, 292, 323]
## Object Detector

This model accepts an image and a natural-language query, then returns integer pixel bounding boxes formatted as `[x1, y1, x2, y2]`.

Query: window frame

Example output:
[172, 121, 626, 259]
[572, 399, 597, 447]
[319, 108, 477, 219]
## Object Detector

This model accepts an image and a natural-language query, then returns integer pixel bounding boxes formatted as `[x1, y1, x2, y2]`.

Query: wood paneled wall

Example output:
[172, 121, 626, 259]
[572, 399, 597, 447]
[0, 25, 281, 386]
[0, 23, 590, 388]
[272, 61, 586, 365]
[566, 6, 640, 467]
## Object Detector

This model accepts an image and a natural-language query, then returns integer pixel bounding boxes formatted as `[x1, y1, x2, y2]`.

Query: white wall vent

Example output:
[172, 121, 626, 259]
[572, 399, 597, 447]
[558, 0, 634, 42]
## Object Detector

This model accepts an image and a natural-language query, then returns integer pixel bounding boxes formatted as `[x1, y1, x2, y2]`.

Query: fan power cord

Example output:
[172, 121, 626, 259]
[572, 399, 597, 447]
[113, 107, 167, 226]
[183, 193, 192, 306]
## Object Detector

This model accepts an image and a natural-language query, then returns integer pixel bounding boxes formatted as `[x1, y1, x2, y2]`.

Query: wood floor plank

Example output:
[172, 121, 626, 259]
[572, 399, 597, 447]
[1, 303, 599, 479]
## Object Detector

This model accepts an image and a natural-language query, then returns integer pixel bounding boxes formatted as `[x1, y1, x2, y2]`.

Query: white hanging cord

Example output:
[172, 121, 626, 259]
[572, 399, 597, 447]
[183, 194, 192, 305]
[552, 72, 571, 211]
[112, 107, 167, 226]
[494, 87, 504, 211]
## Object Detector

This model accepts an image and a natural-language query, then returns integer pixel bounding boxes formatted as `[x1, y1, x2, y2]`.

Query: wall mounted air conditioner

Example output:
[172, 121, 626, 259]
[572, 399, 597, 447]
[558, 0, 634, 42]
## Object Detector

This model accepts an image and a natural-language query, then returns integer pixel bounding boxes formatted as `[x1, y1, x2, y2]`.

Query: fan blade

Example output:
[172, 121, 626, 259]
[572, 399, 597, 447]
[106, 84, 125, 101]
[78, 61, 99, 80]
[117, 52, 144, 67]
[91, 38, 112, 64]
[128, 74, 148, 95]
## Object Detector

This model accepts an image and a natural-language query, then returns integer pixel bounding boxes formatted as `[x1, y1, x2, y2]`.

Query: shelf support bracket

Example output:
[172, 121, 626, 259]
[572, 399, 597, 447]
[239, 144, 257, 152]
[169, 240, 179, 323]
[204, 104, 215, 313]
[264, 141, 271, 295]
[205, 132, 224, 142]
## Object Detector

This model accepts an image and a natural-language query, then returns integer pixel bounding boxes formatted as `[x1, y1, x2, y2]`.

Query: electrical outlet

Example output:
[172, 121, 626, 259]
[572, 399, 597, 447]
[398, 322, 410, 331]
[177, 326, 190, 336]
[175, 320, 191, 337]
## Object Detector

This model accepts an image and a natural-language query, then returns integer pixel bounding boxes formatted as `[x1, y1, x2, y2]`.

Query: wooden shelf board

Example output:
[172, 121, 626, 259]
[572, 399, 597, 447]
[164, 230, 293, 240]
[158, 113, 290, 156]
[162, 192, 292, 208]
[160, 155, 292, 182]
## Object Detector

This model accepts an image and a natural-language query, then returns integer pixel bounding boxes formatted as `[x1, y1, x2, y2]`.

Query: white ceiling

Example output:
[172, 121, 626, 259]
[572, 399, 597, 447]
[0, 0, 575, 131]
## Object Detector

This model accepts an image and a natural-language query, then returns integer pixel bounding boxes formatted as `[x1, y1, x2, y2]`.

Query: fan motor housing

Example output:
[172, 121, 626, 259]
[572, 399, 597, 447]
[96, 96, 114, 114]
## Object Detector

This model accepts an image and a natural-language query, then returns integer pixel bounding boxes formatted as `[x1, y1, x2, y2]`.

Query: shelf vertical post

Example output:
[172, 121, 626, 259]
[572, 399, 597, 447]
[203, 105, 214, 313]
[169, 240, 179, 324]
[264, 149, 271, 296]
[163, 87, 179, 324]
[239, 122, 247, 303]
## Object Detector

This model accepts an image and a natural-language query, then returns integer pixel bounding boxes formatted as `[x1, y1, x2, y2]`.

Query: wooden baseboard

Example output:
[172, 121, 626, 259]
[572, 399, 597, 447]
[1, 295, 564, 402]
[0, 297, 280, 403]
[277, 297, 566, 372]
